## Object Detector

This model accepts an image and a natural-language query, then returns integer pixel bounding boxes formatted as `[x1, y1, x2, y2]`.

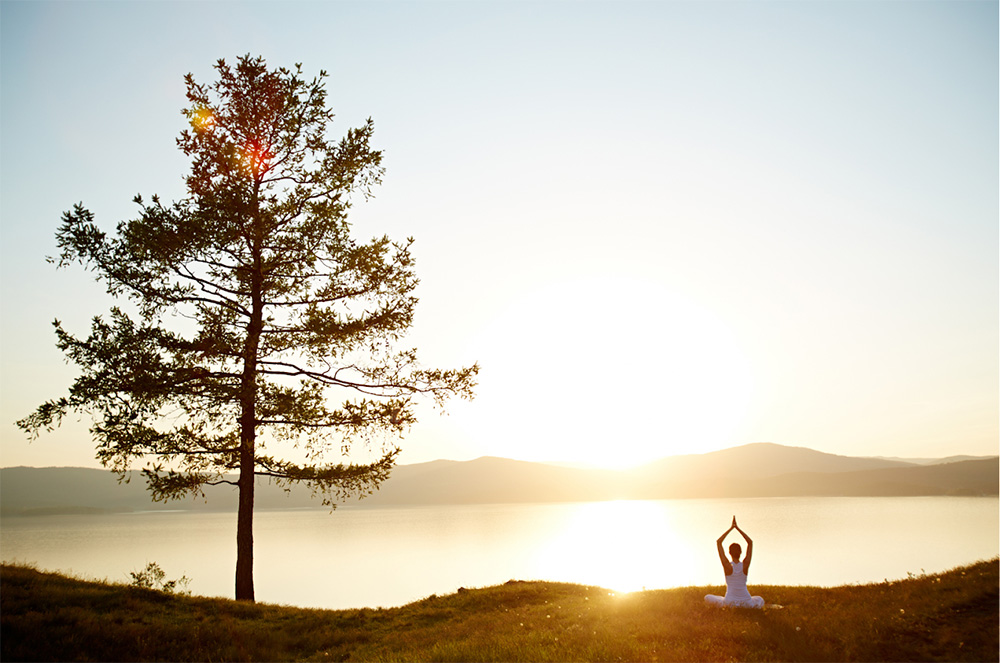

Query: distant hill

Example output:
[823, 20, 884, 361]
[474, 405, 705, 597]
[364, 444, 997, 504]
[873, 454, 994, 465]
[1, 443, 996, 515]
[641, 442, 917, 478]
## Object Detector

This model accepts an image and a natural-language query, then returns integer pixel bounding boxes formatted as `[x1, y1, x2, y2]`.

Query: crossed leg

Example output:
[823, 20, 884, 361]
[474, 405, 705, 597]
[704, 594, 765, 608]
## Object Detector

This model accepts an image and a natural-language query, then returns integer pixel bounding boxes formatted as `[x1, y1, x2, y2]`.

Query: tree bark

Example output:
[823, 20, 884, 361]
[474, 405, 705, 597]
[235, 305, 261, 600]
[235, 201, 265, 602]
[235, 305, 262, 600]
[235, 442, 255, 601]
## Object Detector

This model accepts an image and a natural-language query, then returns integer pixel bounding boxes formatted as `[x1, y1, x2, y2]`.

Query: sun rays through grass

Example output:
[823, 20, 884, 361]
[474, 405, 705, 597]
[2, 559, 996, 661]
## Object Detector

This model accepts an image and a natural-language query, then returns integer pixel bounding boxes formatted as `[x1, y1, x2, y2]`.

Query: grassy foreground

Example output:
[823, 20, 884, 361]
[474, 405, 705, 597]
[2, 559, 997, 662]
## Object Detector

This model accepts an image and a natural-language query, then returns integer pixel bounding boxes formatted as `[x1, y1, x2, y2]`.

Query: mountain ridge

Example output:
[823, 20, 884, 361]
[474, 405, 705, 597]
[2, 443, 996, 515]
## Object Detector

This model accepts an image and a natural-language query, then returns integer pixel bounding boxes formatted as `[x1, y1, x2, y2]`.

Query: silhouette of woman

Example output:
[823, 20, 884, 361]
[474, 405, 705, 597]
[704, 516, 765, 608]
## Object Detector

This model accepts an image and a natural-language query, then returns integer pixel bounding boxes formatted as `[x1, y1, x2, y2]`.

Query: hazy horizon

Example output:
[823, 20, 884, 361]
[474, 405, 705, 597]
[2, 1, 997, 471]
[3, 441, 996, 473]
[3, 440, 997, 472]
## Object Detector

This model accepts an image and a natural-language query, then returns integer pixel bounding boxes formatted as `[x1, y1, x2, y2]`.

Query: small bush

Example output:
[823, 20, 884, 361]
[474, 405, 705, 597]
[128, 562, 191, 595]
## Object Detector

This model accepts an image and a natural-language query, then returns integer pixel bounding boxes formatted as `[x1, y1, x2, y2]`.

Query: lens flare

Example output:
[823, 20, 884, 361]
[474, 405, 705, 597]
[191, 107, 215, 132]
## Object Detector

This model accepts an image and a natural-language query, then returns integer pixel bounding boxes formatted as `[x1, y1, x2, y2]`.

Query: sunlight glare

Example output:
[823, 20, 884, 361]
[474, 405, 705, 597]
[191, 107, 215, 132]
[455, 277, 755, 467]
[530, 500, 701, 593]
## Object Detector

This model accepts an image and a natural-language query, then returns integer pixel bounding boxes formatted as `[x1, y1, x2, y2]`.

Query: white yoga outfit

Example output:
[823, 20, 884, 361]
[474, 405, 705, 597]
[705, 562, 764, 608]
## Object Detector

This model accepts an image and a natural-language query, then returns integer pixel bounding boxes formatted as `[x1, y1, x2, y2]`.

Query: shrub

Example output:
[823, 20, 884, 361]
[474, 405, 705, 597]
[128, 562, 191, 595]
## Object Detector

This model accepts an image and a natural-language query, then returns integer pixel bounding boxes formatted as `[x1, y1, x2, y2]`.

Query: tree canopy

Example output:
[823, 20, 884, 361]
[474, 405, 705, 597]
[18, 55, 478, 600]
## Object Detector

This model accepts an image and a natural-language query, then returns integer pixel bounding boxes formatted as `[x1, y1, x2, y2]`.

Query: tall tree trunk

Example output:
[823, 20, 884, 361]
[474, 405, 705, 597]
[235, 439, 255, 601]
[236, 214, 264, 602]
[236, 310, 261, 601]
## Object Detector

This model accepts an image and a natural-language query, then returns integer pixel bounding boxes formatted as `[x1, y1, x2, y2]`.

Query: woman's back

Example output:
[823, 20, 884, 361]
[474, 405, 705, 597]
[724, 561, 753, 602]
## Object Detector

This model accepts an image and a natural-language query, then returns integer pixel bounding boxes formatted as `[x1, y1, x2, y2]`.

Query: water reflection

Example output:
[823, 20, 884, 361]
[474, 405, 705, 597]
[1, 497, 996, 610]
[533, 500, 698, 593]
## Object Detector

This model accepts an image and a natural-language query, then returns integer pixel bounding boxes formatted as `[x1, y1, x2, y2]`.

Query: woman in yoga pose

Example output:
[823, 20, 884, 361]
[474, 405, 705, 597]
[704, 516, 765, 608]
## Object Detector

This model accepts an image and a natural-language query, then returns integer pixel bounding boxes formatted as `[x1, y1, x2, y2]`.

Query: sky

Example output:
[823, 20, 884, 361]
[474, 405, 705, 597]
[1, 0, 997, 471]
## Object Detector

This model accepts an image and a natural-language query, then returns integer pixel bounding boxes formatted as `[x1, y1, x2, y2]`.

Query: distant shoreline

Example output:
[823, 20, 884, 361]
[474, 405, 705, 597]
[2, 491, 997, 520]
[3, 444, 997, 514]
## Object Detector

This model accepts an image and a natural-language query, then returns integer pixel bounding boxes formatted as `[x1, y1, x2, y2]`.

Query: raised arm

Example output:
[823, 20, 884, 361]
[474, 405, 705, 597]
[734, 521, 754, 574]
[716, 518, 736, 575]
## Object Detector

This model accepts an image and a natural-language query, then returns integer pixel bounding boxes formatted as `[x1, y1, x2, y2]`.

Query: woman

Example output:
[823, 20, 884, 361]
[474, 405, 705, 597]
[704, 516, 765, 608]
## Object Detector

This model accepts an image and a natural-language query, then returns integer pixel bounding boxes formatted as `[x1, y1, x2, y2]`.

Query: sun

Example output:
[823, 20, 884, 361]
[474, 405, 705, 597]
[453, 276, 755, 468]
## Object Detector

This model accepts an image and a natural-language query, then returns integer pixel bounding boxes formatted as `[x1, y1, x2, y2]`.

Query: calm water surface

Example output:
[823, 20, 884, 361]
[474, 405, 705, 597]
[1, 496, 996, 610]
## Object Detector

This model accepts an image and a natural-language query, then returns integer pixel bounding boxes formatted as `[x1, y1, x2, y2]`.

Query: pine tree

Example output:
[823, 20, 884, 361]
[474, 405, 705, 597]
[18, 55, 478, 601]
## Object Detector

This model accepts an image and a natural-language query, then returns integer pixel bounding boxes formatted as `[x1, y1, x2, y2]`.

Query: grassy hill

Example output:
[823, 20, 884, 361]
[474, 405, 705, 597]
[2, 558, 996, 662]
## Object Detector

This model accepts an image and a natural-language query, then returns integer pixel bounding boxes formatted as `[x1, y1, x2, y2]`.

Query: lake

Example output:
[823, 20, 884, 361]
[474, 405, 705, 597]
[1, 496, 996, 610]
